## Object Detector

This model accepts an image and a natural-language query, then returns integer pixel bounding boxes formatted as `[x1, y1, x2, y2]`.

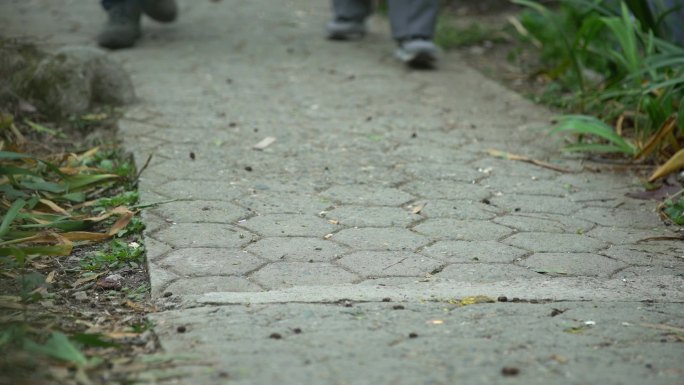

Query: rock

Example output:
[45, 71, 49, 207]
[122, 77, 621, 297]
[96, 273, 124, 290]
[72, 291, 89, 301]
[0, 39, 135, 119]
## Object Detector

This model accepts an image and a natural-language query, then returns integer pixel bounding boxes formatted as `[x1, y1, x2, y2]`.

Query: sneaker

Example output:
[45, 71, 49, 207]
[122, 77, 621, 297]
[141, 0, 178, 23]
[326, 18, 366, 40]
[396, 38, 441, 68]
[97, 1, 142, 49]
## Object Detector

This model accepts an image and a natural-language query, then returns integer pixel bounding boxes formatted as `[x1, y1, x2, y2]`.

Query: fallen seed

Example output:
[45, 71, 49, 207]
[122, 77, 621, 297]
[393, 305, 405, 310]
[409, 332, 418, 338]
[501, 367, 520, 376]
[382, 298, 392, 302]
[497, 296, 508, 302]
[269, 333, 282, 339]
[177, 326, 186, 333]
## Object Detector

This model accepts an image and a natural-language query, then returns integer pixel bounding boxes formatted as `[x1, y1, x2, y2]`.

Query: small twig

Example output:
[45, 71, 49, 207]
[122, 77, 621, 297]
[135, 154, 153, 180]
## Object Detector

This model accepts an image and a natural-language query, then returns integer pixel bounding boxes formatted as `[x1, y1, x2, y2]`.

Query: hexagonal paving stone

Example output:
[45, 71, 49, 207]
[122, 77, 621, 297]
[504, 233, 607, 253]
[245, 237, 349, 262]
[327, 206, 420, 227]
[402, 180, 489, 200]
[436, 263, 541, 282]
[493, 214, 594, 234]
[585, 227, 676, 245]
[419, 200, 499, 220]
[320, 185, 414, 206]
[153, 180, 246, 200]
[235, 192, 332, 215]
[482, 176, 572, 197]
[489, 194, 579, 215]
[333, 228, 429, 251]
[151, 200, 249, 223]
[240, 214, 338, 237]
[164, 276, 262, 295]
[413, 219, 513, 241]
[160, 248, 263, 276]
[402, 163, 482, 182]
[337, 251, 443, 277]
[518, 253, 627, 277]
[574, 207, 664, 229]
[154, 223, 253, 248]
[251, 262, 359, 289]
[422, 240, 528, 263]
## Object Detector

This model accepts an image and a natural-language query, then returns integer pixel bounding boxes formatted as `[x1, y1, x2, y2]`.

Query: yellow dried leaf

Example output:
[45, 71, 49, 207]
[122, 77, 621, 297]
[649, 148, 684, 182]
[460, 295, 496, 306]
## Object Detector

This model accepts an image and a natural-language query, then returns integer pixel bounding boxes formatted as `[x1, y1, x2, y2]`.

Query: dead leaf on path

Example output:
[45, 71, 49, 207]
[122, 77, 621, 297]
[411, 203, 426, 214]
[253, 136, 276, 150]
[45, 270, 57, 284]
[460, 295, 496, 306]
[72, 272, 104, 288]
[328, 219, 339, 225]
[649, 148, 684, 182]
[324, 233, 333, 240]
[486, 149, 576, 173]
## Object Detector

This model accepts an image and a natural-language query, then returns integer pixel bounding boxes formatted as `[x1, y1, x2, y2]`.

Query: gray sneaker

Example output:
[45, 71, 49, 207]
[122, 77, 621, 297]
[326, 18, 367, 40]
[97, 1, 142, 49]
[396, 39, 442, 68]
[141, 0, 178, 23]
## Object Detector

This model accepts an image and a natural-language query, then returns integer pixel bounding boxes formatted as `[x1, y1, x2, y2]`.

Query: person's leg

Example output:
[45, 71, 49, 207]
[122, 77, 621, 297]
[387, 0, 441, 68]
[140, 0, 178, 23]
[97, 0, 141, 49]
[327, 0, 372, 40]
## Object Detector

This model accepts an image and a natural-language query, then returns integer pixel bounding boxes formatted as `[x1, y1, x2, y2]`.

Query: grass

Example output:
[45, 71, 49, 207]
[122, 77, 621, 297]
[0, 110, 158, 384]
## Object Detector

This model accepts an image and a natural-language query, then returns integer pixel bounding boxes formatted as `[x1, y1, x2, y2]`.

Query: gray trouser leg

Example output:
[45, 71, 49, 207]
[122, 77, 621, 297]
[331, 0, 372, 21]
[387, 0, 439, 41]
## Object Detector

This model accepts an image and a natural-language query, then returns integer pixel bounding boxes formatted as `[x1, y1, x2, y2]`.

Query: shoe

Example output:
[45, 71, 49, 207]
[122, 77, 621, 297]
[141, 0, 178, 23]
[97, 1, 142, 49]
[326, 18, 366, 40]
[396, 38, 441, 68]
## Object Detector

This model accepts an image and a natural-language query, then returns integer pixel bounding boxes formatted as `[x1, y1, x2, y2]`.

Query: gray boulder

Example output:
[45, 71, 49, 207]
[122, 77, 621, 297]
[0, 40, 135, 119]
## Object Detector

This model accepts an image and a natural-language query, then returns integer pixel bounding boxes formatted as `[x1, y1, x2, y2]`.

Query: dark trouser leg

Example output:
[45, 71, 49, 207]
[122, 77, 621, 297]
[331, 0, 372, 21]
[387, 0, 439, 41]
[102, 0, 125, 10]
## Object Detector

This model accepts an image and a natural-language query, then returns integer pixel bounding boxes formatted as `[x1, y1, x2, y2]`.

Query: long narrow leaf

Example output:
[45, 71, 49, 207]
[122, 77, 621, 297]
[0, 199, 26, 238]
[551, 115, 637, 155]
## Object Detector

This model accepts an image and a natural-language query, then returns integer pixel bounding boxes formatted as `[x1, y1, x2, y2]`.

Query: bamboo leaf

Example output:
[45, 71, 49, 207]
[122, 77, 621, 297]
[649, 149, 684, 182]
[0, 199, 26, 238]
[23, 332, 89, 367]
[636, 115, 677, 160]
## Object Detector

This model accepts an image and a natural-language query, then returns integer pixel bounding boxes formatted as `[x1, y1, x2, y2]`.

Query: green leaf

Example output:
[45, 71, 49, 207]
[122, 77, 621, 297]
[551, 115, 637, 155]
[0, 199, 26, 238]
[0, 166, 40, 176]
[0, 151, 33, 160]
[71, 333, 119, 348]
[19, 220, 89, 232]
[0, 244, 72, 257]
[63, 174, 119, 191]
[23, 332, 89, 367]
[25, 120, 66, 138]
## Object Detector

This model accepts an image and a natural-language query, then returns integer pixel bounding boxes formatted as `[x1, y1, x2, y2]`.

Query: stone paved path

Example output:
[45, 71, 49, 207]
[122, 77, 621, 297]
[2, 1, 684, 384]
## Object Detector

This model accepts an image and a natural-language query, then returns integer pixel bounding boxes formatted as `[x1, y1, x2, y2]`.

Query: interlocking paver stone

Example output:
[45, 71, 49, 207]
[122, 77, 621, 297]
[245, 237, 349, 262]
[586, 226, 676, 245]
[151, 200, 249, 223]
[240, 214, 338, 237]
[153, 180, 246, 201]
[334, 228, 430, 251]
[402, 180, 490, 200]
[164, 276, 263, 295]
[574, 207, 663, 229]
[326, 206, 420, 227]
[493, 214, 594, 233]
[154, 223, 253, 248]
[489, 194, 579, 215]
[160, 248, 263, 276]
[413, 219, 513, 241]
[235, 192, 332, 215]
[337, 251, 443, 277]
[436, 263, 542, 282]
[422, 240, 528, 263]
[418, 200, 499, 220]
[320, 185, 414, 206]
[519, 253, 628, 277]
[504, 233, 608, 253]
[251, 262, 359, 289]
